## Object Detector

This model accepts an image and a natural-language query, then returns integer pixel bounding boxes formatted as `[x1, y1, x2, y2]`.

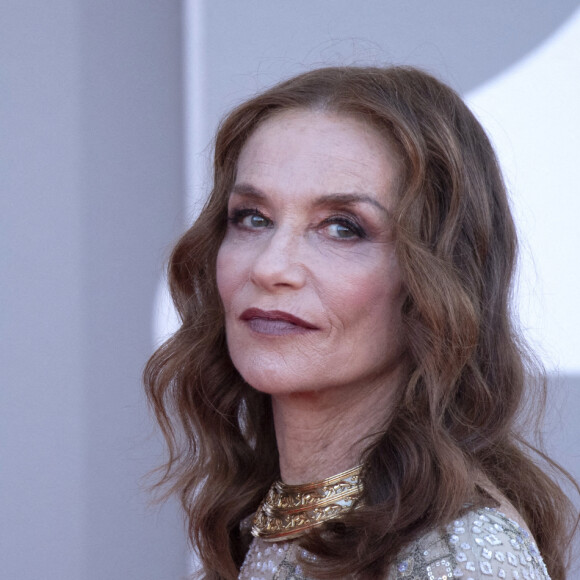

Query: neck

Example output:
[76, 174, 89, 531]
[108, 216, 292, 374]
[271, 374, 402, 484]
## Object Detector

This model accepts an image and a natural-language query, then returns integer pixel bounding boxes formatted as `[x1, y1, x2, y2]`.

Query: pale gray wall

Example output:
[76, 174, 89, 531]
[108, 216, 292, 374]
[1, 1, 187, 579]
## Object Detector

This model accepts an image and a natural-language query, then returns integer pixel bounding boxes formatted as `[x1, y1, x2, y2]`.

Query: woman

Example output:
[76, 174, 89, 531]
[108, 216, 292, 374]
[145, 66, 577, 579]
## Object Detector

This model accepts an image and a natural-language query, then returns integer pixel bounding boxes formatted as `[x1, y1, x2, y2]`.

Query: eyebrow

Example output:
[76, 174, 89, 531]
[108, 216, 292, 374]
[230, 183, 390, 214]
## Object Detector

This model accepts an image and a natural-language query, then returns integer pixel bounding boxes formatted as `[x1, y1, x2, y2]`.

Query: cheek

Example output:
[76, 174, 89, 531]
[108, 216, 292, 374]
[216, 243, 241, 308]
[331, 254, 400, 309]
[330, 263, 404, 339]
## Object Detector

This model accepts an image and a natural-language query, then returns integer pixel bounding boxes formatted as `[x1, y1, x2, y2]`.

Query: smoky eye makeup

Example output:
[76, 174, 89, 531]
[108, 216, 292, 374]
[227, 206, 273, 230]
[225, 187, 388, 242]
[319, 214, 368, 240]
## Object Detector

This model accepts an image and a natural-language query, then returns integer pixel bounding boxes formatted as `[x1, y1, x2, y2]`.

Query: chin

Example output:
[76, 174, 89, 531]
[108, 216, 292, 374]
[237, 368, 309, 396]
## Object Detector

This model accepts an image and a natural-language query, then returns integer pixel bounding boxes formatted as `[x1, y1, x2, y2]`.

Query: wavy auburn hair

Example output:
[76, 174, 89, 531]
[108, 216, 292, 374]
[145, 66, 577, 579]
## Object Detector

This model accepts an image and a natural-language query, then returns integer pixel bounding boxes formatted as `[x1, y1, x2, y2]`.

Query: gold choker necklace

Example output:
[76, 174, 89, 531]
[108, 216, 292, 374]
[251, 465, 363, 542]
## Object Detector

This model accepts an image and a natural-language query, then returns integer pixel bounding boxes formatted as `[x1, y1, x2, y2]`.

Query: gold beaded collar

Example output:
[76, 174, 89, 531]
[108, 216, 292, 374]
[251, 465, 363, 542]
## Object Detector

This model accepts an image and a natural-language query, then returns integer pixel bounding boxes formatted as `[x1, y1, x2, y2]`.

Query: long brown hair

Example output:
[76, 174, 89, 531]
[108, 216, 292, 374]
[144, 66, 578, 579]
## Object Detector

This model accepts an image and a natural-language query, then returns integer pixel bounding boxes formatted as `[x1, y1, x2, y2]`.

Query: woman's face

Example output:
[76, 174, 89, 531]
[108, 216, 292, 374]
[216, 110, 406, 397]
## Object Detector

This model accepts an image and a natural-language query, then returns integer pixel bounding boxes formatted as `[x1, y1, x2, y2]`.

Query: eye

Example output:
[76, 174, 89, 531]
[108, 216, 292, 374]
[322, 217, 365, 240]
[242, 213, 270, 228]
[228, 208, 272, 230]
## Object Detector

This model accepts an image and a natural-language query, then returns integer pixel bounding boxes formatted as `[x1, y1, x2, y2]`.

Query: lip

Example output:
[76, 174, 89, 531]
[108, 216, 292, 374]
[240, 308, 319, 334]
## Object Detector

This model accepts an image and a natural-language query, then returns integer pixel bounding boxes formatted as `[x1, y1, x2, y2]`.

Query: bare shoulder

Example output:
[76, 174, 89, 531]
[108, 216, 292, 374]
[389, 506, 550, 579]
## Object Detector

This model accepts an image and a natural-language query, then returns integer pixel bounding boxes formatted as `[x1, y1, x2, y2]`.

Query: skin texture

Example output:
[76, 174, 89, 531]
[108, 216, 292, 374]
[216, 110, 407, 483]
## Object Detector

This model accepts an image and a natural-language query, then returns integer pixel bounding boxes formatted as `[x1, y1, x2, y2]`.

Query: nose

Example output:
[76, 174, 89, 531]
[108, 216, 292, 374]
[250, 228, 307, 291]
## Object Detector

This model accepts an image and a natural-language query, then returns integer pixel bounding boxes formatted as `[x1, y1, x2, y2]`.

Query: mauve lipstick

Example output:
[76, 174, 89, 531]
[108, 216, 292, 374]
[240, 308, 318, 335]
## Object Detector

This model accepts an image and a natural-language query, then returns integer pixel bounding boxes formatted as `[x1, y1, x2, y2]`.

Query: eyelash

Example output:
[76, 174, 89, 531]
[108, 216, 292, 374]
[227, 207, 367, 240]
[321, 215, 366, 239]
[228, 208, 272, 228]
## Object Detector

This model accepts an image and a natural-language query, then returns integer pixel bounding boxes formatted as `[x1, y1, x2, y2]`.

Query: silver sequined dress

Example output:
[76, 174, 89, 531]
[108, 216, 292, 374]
[239, 507, 550, 579]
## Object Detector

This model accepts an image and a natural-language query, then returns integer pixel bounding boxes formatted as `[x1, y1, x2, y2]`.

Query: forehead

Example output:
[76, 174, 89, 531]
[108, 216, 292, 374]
[234, 109, 400, 204]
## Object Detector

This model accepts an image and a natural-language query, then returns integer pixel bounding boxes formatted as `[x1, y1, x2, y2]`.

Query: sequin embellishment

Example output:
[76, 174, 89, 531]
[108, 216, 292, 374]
[238, 507, 551, 579]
